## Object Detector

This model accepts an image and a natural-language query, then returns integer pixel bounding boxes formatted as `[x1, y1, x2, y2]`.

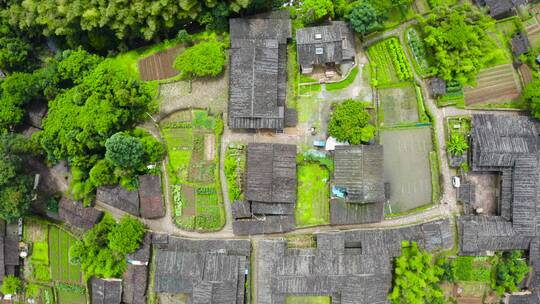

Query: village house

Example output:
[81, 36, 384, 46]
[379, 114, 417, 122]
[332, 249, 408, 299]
[228, 12, 295, 131]
[459, 114, 540, 299]
[475, 0, 528, 19]
[91, 277, 122, 304]
[0, 220, 19, 289]
[330, 145, 386, 225]
[256, 219, 452, 303]
[153, 236, 250, 304]
[511, 32, 532, 63]
[232, 143, 297, 235]
[58, 197, 103, 231]
[96, 174, 164, 219]
[296, 21, 356, 75]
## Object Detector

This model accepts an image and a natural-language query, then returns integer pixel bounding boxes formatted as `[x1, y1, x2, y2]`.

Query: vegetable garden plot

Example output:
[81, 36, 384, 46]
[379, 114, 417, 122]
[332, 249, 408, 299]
[368, 38, 413, 86]
[161, 109, 225, 231]
[381, 127, 434, 213]
[295, 163, 330, 227]
[138, 45, 182, 81]
[464, 64, 521, 105]
[48, 226, 83, 285]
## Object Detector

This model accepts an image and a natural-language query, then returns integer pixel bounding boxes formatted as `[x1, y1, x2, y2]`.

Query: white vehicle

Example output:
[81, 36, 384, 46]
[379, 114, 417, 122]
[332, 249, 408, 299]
[452, 176, 461, 188]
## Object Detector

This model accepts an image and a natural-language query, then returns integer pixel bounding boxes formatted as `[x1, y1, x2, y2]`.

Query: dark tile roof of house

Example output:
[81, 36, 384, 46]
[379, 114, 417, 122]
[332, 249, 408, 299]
[508, 292, 540, 304]
[228, 12, 292, 130]
[457, 183, 476, 205]
[153, 237, 250, 304]
[246, 143, 297, 204]
[232, 201, 252, 219]
[484, 0, 528, 19]
[512, 32, 532, 58]
[256, 219, 452, 303]
[122, 264, 148, 304]
[58, 197, 103, 231]
[329, 199, 384, 225]
[126, 233, 151, 264]
[429, 77, 446, 96]
[296, 21, 356, 71]
[91, 277, 122, 304]
[138, 175, 164, 219]
[96, 185, 140, 216]
[232, 215, 295, 235]
[334, 145, 385, 204]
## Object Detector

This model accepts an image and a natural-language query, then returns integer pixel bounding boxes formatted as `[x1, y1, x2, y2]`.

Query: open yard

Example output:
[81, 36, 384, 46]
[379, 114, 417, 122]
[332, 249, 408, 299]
[379, 84, 420, 126]
[464, 64, 522, 106]
[48, 226, 82, 285]
[525, 4, 540, 48]
[161, 109, 225, 231]
[381, 127, 434, 213]
[295, 163, 330, 227]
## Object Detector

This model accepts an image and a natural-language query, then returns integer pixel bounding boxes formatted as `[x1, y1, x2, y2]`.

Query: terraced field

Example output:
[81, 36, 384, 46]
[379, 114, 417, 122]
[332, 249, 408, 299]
[464, 64, 521, 105]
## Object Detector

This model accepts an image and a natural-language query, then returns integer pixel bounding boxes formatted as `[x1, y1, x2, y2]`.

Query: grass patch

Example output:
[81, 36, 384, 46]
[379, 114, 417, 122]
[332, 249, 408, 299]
[31, 241, 49, 265]
[326, 66, 359, 91]
[299, 83, 322, 94]
[453, 256, 492, 283]
[416, 85, 429, 123]
[56, 287, 86, 304]
[430, 151, 441, 204]
[299, 73, 318, 83]
[295, 163, 330, 227]
[48, 226, 82, 285]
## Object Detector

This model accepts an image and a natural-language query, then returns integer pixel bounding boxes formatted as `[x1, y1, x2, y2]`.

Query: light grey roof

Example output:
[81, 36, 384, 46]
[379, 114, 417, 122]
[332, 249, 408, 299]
[91, 278, 122, 304]
[153, 237, 250, 304]
[334, 145, 385, 204]
[228, 12, 292, 130]
[255, 219, 452, 303]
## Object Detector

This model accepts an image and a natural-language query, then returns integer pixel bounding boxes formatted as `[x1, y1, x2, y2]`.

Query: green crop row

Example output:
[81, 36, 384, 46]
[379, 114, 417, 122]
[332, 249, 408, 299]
[406, 28, 429, 73]
[387, 38, 413, 81]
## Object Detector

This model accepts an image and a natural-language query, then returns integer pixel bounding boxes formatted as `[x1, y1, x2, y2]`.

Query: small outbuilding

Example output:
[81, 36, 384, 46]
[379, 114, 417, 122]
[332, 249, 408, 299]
[511, 32, 531, 59]
[296, 21, 356, 74]
[91, 277, 122, 304]
[480, 0, 528, 19]
[58, 197, 103, 231]
[429, 77, 446, 97]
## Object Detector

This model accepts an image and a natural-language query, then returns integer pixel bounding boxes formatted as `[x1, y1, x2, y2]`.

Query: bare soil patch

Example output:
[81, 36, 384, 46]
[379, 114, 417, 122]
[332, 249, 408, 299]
[464, 64, 521, 105]
[466, 172, 499, 215]
[204, 134, 215, 161]
[138, 45, 183, 81]
[181, 185, 196, 216]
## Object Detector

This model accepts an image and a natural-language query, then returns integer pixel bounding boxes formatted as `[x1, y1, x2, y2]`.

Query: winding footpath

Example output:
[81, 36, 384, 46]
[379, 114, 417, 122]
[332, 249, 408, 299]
[97, 24, 523, 241]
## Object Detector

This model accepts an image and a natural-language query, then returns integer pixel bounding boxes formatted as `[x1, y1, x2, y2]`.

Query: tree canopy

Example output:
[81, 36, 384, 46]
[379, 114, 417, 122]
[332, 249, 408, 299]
[7, 0, 253, 51]
[0, 133, 34, 222]
[389, 241, 445, 304]
[523, 80, 540, 120]
[420, 4, 499, 85]
[346, 2, 384, 36]
[299, 0, 334, 24]
[491, 251, 530, 295]
[105, 133, 146, 170]
[327, 99, 375, 145]
[70, 215, 146, 279]
[174, 41, 226, 80]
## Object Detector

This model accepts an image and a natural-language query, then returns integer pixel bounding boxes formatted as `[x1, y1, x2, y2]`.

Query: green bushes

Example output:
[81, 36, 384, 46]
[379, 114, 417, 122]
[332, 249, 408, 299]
[453, 256, 491, 283]
[368, 37, 413, 86]
[172, 185, 183, 217]
[388, 38, 413, 81]
[326, 66, 359, 91]
[224, 145, 246, 202]
[491, 251, 530, 295]
[56, 283, 85, 295]
[32, 264, 51, 282]
[407, 28, 429, 74]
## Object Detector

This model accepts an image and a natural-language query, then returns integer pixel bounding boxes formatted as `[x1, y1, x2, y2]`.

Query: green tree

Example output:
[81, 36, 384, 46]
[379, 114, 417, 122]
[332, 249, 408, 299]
[420, 4, 498, 85]
[389, 241, 445, 304]
[140, 136, 165, 164]
[174, 41, 225, 92]
[56, 48, 102, 84]
[347, 2, 383, 36]
[523, 80, 540, 120]
[105, 133, 145, 169]
[1, 275, 23, 295]
[447, 133, 469, 156]
[491, 251, 530, 295]
[89, 159, 118, 187]
[0, 37, 32, 72]
[328, 99, 375, 145]
[108, 216, 146, 255]
[300, 0, 334, 24]
[0, 133, 34, 222]
[70, 215, 146, 279]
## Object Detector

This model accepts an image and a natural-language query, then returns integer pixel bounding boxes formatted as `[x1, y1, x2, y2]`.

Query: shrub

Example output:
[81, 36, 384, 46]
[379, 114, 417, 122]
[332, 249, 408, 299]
[107, 216, 146, 255]
[447, 133, 469, 156]
[32, 264, 51, 282]
[174, 41, 226, 80]
[1, 275, 22, 295]
[491, 251, 530, 295]
[56, 283, 85, 294]
[328, 99, 375, 145]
